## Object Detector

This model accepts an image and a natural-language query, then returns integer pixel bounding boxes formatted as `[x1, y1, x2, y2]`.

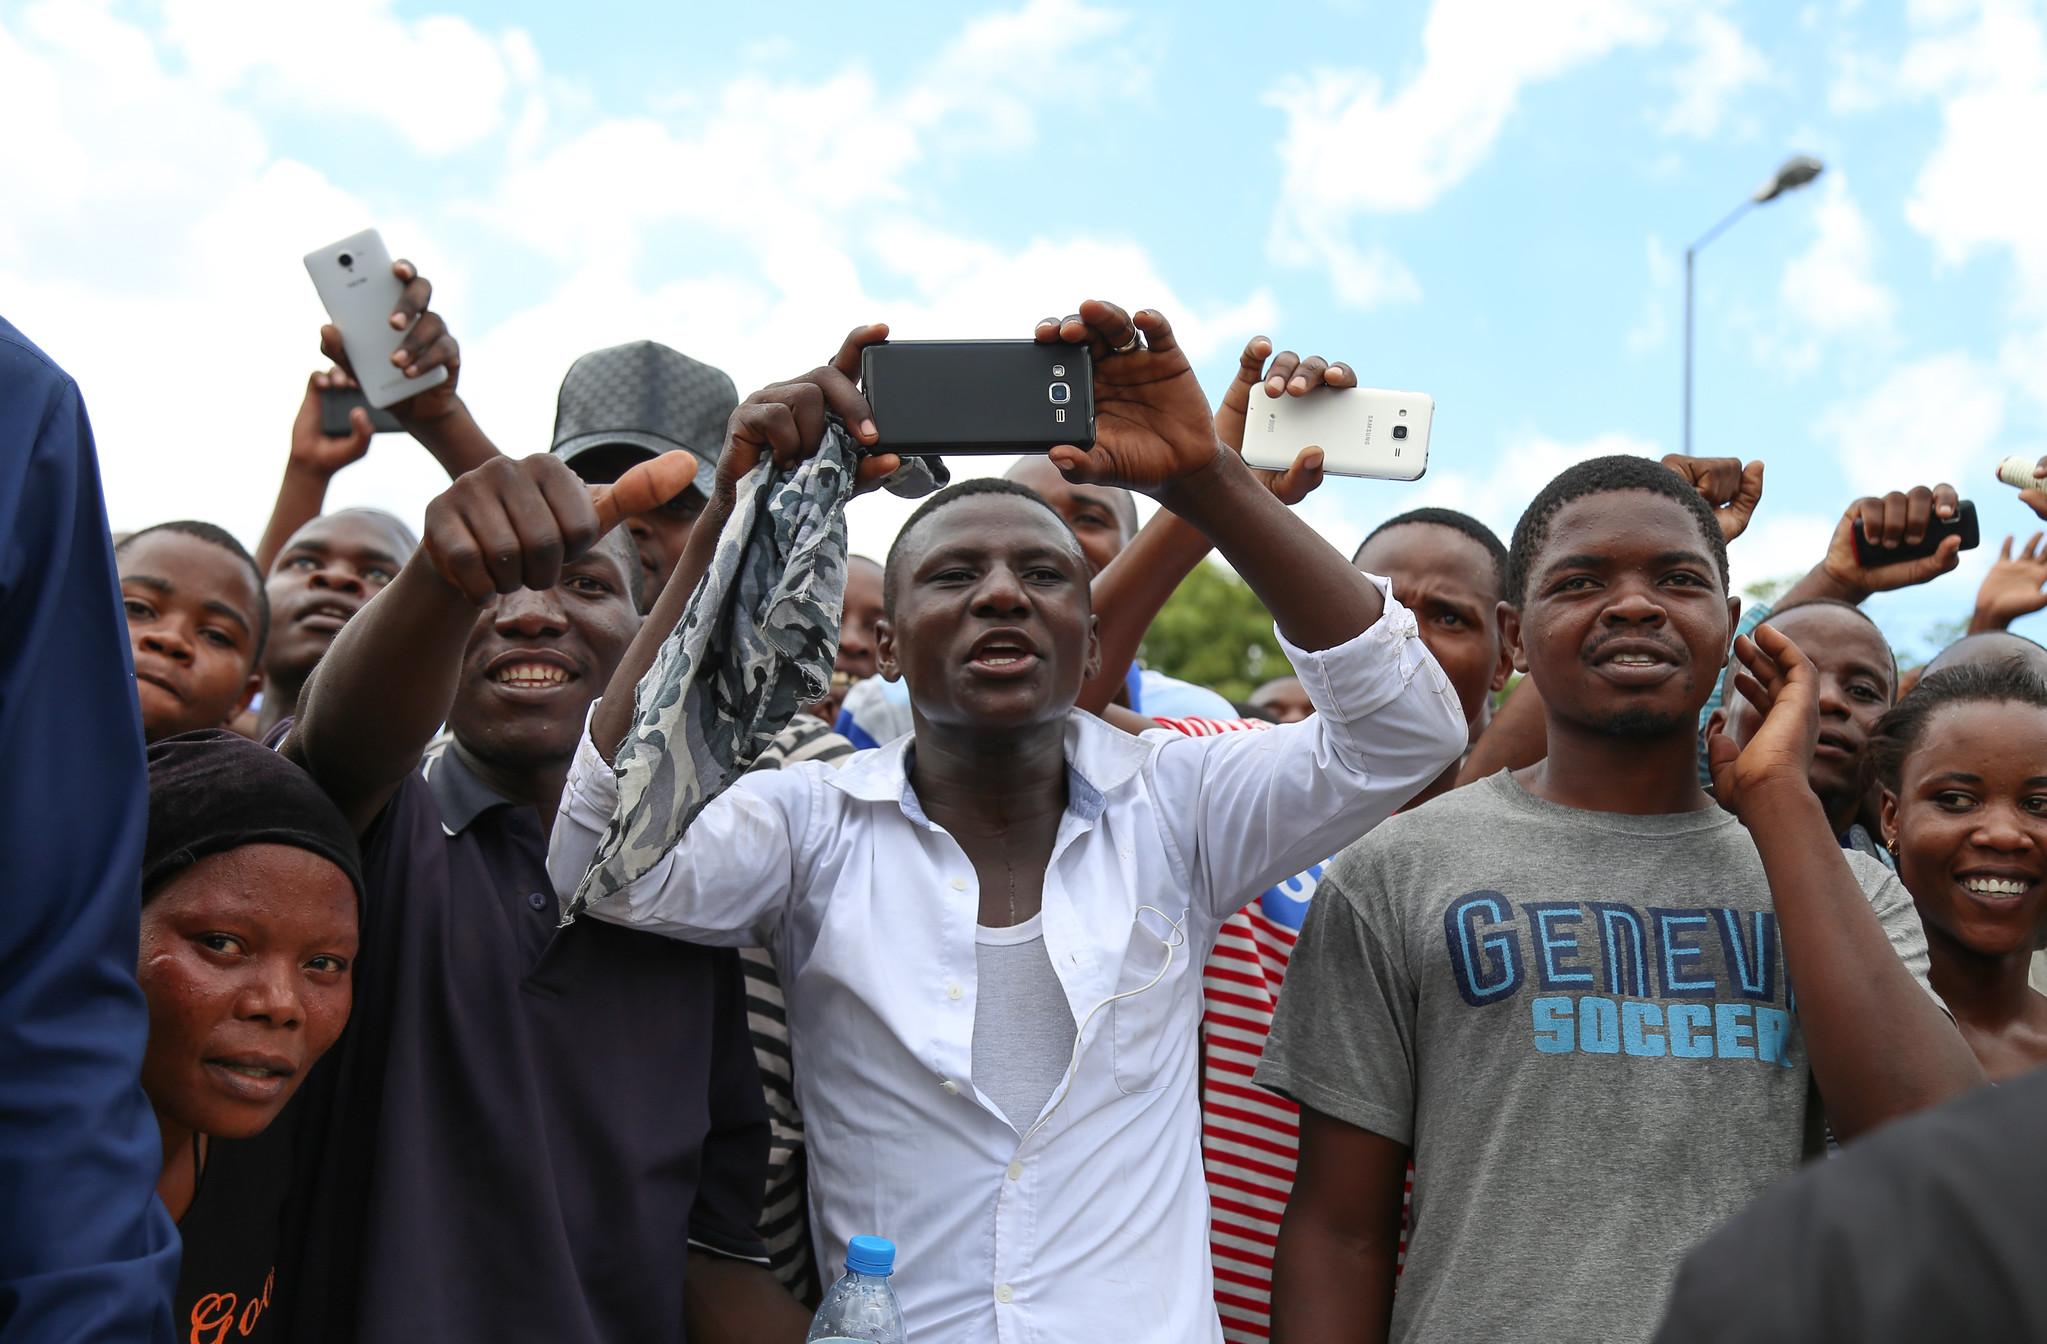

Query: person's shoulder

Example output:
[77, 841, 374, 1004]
[1378, 770, 1521, 836]
[1843, 846, 1902, 897]
[355, 752, 442, 859]
[0, 317, 80, 407]
[1136, 670, 1236, 721]
[1321, 773, 1538, 898]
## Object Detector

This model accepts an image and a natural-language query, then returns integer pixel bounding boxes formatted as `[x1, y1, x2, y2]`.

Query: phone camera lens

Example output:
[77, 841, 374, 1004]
[1392, 424, 1409, 440]
[337, 252, 354, 269]
[1049, 382, 1071, 405]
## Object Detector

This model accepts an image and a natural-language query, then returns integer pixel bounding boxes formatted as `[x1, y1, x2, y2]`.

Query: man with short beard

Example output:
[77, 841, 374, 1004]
[1262, 454, 1983, 1344]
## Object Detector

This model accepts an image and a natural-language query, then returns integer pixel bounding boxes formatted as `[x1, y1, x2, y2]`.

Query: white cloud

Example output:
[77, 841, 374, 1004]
[1815, 351, 2008, 492]
[157, 0, 531, 156]
[1729, 510, 1836, 593]
[1259, 0, 1672, 306]
[471, 0, 1138, 268]
[0, 1, 463, 538]
[1778, 173, 1896, 338]
[1899, 0, 2047, 308]
[1659, 10, 1771, 138]
[1260, 0, 1765, 307]
[1267, 0, 1668, 215]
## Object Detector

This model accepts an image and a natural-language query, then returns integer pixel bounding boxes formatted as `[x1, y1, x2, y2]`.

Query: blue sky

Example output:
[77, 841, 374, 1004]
[5, 0, 2043, 657]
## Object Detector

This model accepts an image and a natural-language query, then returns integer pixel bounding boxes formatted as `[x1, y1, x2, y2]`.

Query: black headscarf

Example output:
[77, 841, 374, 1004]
[144, 729, 363, 902]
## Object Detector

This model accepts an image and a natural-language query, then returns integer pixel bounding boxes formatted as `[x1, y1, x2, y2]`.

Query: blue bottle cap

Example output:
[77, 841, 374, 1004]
[844, 1235, 895, 1277]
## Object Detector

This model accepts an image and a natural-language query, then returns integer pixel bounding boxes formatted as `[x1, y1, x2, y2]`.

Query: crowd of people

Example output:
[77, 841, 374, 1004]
[4, 254, 2046, 1344]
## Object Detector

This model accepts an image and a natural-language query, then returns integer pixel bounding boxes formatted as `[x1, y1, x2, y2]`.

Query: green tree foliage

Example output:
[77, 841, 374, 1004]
[1742, 574, 1797, 605]
[1139, 559, 1284, 705]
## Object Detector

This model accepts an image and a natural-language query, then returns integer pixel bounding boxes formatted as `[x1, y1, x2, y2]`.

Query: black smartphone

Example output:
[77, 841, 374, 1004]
[860, 340, 1093, 456]
[318, 386, 403, 437]
[1851, 499, 1980, 568]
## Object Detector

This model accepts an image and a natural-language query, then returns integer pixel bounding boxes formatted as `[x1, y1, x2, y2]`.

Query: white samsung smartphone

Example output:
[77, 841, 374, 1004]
[1240, 385, 1433, 481]
[302, 228, 447, 409]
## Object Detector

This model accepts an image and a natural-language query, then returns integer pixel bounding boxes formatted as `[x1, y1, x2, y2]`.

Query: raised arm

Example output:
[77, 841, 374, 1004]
[588, 324, 901, 763]
[285, 448, 696, 832]
[254, 369, 375, 572]
[1078, 334, 1330, 715]
[1706, 624, 1983, 1137]
[1038, 301, 1378, 650]
[1774, 482, 1963, 609]
[315, 257, 503, 480]
[1965, 532, 2047, 635]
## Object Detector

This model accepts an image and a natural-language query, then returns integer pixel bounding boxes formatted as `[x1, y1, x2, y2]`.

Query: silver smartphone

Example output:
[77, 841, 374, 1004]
[1240, 385, 1433, 481]
[302, 228, 447, 409]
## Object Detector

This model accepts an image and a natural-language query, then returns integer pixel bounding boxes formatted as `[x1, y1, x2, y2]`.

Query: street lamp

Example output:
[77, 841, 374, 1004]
[1683, 154, 1824, 455]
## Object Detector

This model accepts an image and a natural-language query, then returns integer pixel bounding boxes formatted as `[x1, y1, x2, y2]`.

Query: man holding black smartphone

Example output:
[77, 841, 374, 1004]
[547, 300, 1468, 1344]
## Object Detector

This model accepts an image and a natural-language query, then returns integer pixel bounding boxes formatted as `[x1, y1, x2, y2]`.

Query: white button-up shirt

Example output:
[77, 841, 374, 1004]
[548, 581, 1465, 1343]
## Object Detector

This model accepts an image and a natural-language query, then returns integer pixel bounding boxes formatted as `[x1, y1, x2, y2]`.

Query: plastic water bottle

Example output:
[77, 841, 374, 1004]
[805, 1235, 907, 1343]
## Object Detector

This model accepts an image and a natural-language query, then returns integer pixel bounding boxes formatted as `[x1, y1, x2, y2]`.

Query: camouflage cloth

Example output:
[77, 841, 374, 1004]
[565, 421, 908, 919]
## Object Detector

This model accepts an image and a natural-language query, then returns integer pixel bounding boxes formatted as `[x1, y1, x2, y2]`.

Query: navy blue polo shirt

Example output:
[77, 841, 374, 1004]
[278, 744, 768, 1343]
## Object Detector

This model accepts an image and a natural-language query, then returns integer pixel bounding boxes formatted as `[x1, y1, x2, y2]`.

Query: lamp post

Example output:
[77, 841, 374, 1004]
[1683, 154, 1824, 456]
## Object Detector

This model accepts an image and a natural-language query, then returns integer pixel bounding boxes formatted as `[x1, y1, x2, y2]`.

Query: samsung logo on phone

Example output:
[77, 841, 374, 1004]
[1362, 414, 1374, 445]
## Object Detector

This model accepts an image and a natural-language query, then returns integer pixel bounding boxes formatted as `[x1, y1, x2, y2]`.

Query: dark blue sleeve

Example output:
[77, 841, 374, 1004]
[0, 319, 179, 1342]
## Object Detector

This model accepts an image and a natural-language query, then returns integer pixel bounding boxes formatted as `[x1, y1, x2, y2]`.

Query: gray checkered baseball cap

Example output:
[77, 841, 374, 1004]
[550, 341, 738, 496]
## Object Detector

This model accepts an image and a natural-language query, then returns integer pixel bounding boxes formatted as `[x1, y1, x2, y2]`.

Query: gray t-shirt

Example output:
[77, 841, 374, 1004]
[1257, 770, 1935, 1344]
[971, 915, 1079, 1131]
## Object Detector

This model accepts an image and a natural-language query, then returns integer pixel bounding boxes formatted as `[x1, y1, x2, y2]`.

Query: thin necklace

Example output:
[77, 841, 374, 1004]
[1006, 851, 1019, 927]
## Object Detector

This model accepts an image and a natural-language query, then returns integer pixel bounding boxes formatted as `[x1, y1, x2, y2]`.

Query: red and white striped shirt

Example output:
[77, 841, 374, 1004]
[1159, 715, 1413, 1341]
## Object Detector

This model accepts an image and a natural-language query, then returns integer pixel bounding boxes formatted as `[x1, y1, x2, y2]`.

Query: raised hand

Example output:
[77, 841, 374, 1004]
[317, 258, 461, 429]
[1815, 483, 1963, 600]
[2008, 455, 2047, 521]
[718, 323, 899, 495]
[1032, 301, 1220, 494]
[288, 369, 374, 477]
[1662, 455, 1765, 542]
[422, 450, 698, 604]
[1969, 532, 2047, 633]
[1215, 335, 1343, 505]
[1706, 623, 1820, 821]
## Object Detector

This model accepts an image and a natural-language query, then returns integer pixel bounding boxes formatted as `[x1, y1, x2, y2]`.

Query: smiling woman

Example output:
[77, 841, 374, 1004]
[1868, 664, 2047, 1081]
[139, 730, 363, 1344]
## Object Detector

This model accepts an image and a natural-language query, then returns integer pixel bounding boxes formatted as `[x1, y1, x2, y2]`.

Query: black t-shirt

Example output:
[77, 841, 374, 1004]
[175, 1107, 299, 1343]
[276, 747, 770, 1343]
[1655, 1064, 2047, 1343]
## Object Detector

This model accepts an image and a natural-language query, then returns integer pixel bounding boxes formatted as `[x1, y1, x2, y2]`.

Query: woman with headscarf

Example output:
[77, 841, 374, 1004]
[139, 729, 362, 1342]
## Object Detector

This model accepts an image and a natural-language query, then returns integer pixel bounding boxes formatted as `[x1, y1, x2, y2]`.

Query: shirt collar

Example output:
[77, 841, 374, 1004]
[422, 743, 518, 836]
[826, 709, 1148, 818]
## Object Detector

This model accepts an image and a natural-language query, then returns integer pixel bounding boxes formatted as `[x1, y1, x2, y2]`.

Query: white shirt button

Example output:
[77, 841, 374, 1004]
[995, 1284, 1015, 1305]
[949, 876, 966, 891]
[1006, 1161, 1023, 1181]
[940, 1079, 960, 1095]
[947, 983, 963, 1000]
